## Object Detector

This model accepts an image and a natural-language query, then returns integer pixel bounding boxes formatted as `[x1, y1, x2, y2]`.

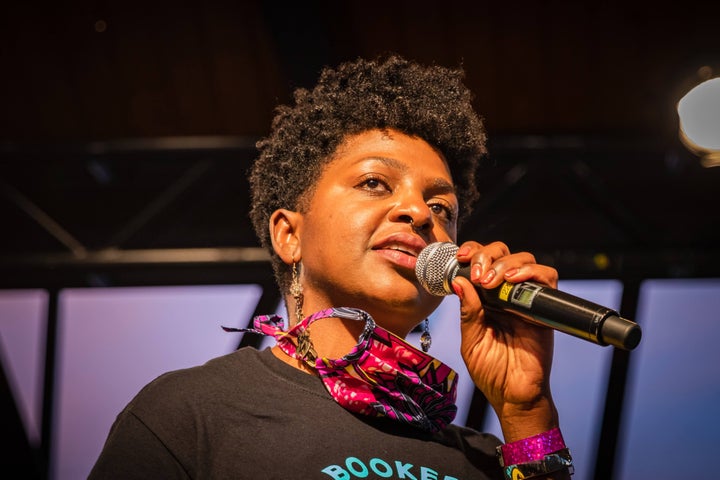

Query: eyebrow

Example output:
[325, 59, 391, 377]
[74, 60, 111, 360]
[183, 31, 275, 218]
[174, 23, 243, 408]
[369, 156, 457, 195]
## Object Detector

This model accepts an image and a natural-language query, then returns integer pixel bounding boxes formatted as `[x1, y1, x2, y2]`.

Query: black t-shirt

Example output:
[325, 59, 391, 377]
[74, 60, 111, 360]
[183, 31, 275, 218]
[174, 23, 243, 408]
[89, 347, 503, 480]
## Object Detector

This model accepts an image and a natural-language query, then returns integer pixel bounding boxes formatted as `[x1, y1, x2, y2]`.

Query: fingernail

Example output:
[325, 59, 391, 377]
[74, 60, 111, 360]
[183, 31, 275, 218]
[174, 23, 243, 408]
[504, 268, 519, 278]
[481, 269, 496, 284]
[471, 264, 482, 282]
[452, 282, 464, 300]
[457, 246, 470, 257]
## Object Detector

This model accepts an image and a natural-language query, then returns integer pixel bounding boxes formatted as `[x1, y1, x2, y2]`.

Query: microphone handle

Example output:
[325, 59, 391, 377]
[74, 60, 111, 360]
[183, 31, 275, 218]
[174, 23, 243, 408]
[456, 265, 642, 350]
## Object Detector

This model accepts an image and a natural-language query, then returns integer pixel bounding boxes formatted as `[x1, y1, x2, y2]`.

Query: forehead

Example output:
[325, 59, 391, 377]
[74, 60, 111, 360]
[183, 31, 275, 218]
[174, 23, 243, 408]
[327, 129, 452, 178]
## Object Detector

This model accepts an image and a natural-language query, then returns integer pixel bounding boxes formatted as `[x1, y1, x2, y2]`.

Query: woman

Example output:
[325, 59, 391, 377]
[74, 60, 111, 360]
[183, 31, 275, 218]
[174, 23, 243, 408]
[90, 54, 572, 480]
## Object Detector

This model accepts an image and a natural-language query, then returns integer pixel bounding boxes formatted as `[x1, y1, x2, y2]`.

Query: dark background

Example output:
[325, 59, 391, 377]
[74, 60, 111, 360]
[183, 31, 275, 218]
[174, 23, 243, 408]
[2, 0, 719, 285]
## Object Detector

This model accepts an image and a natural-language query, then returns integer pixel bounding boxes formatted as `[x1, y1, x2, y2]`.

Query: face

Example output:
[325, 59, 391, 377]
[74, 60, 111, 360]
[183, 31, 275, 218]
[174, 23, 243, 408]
[295, 129, 458, 336]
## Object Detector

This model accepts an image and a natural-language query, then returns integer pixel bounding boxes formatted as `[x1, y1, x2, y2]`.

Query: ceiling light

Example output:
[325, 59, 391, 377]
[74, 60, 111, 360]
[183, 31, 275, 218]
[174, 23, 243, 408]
[677, 76, 720, 167]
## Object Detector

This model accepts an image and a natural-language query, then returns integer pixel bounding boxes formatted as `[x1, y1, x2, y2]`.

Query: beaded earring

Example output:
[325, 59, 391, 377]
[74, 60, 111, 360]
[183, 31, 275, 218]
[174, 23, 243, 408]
[420, 318, 432, 352]
[289, 261, 304, 324]
[290, 260, 316, 361]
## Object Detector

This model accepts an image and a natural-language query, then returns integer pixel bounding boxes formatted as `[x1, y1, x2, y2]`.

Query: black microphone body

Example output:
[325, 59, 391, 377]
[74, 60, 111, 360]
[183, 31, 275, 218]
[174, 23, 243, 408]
[416, 242, 642, 350]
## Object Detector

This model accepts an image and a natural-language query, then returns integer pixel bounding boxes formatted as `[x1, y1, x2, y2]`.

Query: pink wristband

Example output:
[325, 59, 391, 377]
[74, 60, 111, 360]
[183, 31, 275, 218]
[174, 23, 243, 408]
[499, 427, 566, 466]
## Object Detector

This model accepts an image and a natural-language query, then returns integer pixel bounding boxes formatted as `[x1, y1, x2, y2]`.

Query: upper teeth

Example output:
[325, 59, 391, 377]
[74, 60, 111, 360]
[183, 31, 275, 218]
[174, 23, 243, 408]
[388, 244, 411, 255]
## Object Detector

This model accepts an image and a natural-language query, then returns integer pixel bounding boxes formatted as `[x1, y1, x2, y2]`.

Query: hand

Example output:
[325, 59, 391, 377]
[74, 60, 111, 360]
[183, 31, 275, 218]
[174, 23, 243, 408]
[452, 241, 560, 442]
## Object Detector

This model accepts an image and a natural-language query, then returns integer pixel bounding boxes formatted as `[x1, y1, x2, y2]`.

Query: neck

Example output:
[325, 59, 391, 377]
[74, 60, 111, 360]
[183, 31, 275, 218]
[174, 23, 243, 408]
[275, 301, 369, 373]
[271, 345, 316, 374]
[287, 290, 430, 340]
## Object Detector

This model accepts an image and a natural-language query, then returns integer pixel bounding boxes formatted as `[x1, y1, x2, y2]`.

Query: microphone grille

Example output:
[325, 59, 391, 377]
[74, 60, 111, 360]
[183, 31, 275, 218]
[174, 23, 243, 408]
[415, 242, 459, 296]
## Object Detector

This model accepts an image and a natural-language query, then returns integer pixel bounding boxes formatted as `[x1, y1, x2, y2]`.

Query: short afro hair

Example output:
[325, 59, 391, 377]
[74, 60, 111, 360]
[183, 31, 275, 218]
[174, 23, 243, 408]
[249, 54, 487, 294]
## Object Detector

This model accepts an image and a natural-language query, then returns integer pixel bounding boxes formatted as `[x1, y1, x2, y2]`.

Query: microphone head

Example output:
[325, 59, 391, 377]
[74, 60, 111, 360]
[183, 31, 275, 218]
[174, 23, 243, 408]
[415, 242, 460, 296]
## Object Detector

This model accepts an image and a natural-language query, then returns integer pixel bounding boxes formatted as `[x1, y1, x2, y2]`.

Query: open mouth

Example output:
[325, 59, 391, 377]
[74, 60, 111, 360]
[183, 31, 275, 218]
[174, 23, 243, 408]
[371, 233, 428, 272]
[377, 244, 417, 257]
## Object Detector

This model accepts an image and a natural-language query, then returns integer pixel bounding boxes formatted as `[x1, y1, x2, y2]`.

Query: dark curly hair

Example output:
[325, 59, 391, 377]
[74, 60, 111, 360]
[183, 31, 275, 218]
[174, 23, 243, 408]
[249, 54, 487, 294]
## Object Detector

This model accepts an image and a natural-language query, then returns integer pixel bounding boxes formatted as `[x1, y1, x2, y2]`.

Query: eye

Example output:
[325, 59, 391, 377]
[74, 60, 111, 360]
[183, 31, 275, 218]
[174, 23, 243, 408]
[356, 175, 391, 194]
[428, 200, 456, 222]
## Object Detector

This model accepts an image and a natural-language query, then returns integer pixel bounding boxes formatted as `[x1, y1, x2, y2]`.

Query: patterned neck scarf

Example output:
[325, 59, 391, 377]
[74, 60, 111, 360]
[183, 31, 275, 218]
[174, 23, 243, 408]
[225, 307, 458, 432]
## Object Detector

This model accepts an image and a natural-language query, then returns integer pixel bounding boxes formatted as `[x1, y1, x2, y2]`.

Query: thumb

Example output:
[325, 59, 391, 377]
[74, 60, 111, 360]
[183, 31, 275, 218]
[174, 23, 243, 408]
[452, 276, 483, 325]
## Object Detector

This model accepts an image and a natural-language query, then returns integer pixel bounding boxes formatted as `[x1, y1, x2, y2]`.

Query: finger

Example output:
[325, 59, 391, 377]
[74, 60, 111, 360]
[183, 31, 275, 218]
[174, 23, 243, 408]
[456, 242, 558, 290]
[478, 251, 537, 288]
[451, 276, 483, 325]
[456, 241, 511, 283]
[503, 264, 559, 289]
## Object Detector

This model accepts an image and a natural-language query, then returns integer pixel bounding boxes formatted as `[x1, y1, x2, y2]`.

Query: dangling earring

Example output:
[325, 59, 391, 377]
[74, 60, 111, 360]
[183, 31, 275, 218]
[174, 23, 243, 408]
[290, 260, 317, 362]
[289, 261, 304, 324]
[420, 318, 432, 353]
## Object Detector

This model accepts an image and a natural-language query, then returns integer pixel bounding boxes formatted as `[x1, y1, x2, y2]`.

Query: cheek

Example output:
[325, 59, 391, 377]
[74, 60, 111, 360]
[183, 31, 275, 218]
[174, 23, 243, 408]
[302, 198, 385, 253]
[330, 206, 375, 234]
[446, 225, 458, 243]
[432, 222, 457, 244]
[303, 209, 359, 252]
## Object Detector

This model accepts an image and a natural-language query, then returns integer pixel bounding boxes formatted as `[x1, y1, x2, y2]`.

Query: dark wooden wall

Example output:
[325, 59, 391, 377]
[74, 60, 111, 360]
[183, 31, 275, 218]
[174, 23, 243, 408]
[2, 1, 718, 143]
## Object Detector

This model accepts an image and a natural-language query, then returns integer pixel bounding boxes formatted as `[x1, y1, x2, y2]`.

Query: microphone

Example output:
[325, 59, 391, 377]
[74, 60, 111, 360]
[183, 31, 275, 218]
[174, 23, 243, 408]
[415, 242, 642, 350]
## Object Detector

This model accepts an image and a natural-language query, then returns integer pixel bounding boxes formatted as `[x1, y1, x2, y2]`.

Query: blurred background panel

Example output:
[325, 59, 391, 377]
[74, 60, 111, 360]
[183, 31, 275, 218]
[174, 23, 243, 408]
[618, 279, 720, 479]
[50, 284, 262, 480]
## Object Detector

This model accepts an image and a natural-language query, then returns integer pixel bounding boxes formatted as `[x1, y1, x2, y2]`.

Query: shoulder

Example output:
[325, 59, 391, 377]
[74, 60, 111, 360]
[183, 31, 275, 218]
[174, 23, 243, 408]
[126, 347, 266, 413]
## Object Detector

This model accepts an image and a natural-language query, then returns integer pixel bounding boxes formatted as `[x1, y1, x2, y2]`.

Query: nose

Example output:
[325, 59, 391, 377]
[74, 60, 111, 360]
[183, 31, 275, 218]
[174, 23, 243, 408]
[392, 193, 433, 233]
[399, 215, 430, 234]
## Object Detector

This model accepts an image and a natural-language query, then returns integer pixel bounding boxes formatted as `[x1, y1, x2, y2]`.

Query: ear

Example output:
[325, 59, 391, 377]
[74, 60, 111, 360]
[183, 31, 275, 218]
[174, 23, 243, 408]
[269, 209, 303, 265]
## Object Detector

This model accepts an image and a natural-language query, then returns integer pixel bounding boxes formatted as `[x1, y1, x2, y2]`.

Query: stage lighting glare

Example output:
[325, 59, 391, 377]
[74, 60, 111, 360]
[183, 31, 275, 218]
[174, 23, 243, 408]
[677, 77, 720, 166]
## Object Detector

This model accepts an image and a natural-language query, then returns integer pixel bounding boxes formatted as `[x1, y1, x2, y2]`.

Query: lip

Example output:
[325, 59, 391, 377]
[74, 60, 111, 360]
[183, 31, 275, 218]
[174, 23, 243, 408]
[371, 232, 428, 270]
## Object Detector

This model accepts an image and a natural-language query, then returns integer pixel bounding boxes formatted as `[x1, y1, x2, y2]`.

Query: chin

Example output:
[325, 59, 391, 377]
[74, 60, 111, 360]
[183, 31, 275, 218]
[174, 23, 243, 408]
[360, 291, 442, 334]
[329, 271, 440, 324]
